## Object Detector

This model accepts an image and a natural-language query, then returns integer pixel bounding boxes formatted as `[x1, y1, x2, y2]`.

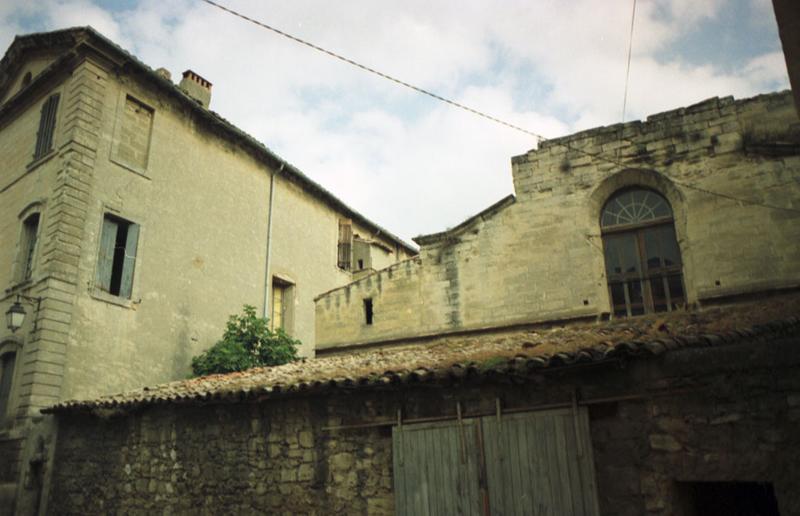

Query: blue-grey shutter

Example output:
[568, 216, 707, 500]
[119, 224, 139, 299]
[95, 218, 117, 291]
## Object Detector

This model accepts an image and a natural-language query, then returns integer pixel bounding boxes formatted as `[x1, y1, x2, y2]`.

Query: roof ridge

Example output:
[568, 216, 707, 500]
[43, 313, 800, 414]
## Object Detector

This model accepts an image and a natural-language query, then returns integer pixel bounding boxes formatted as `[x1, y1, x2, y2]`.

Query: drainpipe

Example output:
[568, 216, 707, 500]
[263, 162, 285, 319]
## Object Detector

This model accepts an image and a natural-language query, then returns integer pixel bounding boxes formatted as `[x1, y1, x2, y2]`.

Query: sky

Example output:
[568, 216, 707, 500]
[0, 0, 789, 243]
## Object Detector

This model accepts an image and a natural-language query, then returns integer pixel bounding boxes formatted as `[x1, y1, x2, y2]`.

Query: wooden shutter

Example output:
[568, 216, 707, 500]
[119, 223, 139, 299]
[0, 353, 17, 422]
[22, 214, 40, 279]
[272, 283, 285, 330]
[95, 217, 118, 291]
[34, 94, 59, 160]
[337, 219, 352, 270]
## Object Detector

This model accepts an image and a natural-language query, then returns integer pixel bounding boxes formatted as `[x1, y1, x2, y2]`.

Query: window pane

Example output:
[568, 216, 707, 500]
[603, 233, 640, 276]
[601, 188, 673, 228]
[609, 283, 627, 317]
[667, 274, 685, 307]
[650, 276, 669, 312]
[644, 225, 681, 270]
[628, 280, 645, 315]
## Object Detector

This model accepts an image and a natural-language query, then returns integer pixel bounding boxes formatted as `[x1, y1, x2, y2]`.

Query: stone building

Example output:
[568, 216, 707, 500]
[34, 89, 800, 515]
[315, 90, 800, 352]
[0, 27, 414, 513]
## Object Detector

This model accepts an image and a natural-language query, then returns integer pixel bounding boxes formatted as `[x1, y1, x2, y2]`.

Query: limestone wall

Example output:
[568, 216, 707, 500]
[316, 91, 800, 349]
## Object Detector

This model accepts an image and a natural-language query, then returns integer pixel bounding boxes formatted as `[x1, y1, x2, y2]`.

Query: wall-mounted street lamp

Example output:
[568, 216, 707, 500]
[5, 295, 41, 333]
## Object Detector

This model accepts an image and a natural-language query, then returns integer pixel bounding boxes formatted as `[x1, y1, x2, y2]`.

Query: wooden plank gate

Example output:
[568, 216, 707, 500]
[392, 408, 600, 516]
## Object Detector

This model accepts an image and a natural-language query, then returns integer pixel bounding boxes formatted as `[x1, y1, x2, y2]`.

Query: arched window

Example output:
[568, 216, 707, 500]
[601, 188, 685, 317]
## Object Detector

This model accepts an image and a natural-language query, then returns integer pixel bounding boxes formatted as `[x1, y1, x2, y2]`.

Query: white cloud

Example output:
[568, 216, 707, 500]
[0, 0, 789, 240]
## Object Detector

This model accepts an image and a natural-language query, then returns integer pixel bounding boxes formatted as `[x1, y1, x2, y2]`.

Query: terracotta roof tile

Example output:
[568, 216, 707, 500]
[44, 293, 800, 414]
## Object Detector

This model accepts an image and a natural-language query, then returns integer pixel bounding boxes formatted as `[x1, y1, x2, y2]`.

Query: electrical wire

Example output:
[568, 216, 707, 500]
[198, 0, 542, 142]
[621, 0, 637, 123]
[197, 0, 800, 215]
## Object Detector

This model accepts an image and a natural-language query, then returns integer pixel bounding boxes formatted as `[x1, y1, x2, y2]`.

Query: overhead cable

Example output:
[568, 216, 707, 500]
[621, 0, 637, 122]
[198, 0, 800, 214]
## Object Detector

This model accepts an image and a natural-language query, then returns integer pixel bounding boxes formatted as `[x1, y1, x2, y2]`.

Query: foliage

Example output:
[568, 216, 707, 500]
[191, 305, 300, 377]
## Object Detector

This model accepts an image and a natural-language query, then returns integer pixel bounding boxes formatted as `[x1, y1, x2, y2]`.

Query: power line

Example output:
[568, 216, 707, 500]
[198, 0, 543, 142]
[197, 0, 800, 215]
[621, 0, 637, 123]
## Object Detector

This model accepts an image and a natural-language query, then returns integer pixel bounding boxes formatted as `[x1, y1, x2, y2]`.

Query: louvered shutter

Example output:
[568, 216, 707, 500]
[119, 224, 139, 299]
[95, 218, 118, 291]
[34, 94, 59, 160]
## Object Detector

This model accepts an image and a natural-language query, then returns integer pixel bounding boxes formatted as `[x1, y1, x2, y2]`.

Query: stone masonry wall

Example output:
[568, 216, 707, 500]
[49, 394, 397, 515]
[48, 332, 800, 515]
[316, 91, 800, 349]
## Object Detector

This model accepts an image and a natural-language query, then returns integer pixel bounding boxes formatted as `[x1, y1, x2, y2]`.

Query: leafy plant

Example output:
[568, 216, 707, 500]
[191, 305, 300, 377]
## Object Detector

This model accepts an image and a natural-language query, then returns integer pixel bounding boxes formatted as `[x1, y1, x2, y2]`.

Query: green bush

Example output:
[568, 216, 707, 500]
[191, 305, 300, 377]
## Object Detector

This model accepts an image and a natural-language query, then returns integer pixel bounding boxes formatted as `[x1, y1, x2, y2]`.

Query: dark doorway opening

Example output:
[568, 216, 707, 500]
[677, 481, 780, 516]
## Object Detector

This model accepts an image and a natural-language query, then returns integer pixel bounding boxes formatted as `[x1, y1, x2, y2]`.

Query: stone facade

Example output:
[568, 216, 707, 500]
[315, 91, 800, 350]
[0, 28, 413, 514]
[46, 327, 800, 515]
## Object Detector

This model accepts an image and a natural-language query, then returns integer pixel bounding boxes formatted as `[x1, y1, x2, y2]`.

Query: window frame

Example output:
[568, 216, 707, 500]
[110, 92, 156, 176]
[94, 212, 141, 302]
[32, 93, 60, 162]
[0, 342, 21, 429]
[601, 188, 686, 317]
[19, 213, 41, 281]
[270, 275, 295, 333]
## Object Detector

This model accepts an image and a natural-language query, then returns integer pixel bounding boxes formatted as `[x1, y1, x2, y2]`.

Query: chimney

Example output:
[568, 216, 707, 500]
[179, 70, 212, 108]
[155, 67, 172, 81]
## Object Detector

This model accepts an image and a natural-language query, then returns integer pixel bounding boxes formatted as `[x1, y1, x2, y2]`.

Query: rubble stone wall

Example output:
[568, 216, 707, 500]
[47, 334, 800, 515]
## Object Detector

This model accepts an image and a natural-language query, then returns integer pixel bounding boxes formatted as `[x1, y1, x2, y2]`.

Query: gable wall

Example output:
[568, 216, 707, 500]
[316, 91, 800, 349]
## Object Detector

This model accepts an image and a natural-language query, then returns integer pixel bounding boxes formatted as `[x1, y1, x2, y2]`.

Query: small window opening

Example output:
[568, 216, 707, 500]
[21, 71, 32, 88]
[21, 214, 40, 280]
[358, 259, 364, 270]
[96, 215, 139, 299]
[676, 481, 780, 516]
[364, 298, 373, 325]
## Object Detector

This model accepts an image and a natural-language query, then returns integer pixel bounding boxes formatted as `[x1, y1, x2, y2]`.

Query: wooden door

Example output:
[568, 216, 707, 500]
[393, 419, 483, 515]
[393, 408, 599, 516]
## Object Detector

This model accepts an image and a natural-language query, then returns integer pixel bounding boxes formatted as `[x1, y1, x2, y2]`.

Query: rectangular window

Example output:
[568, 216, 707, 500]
[0, 353, 16, 425]
[20, 214, 40, 280]
[113, 95, 154, 171]
[364, 298, 373, 325]
[337, 219, 353, 270]
[96, 214, 140, 299]
[34, 94, 60, 160]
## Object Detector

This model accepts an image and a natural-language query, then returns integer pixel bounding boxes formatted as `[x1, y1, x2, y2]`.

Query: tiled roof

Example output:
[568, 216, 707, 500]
[44, 293, 800, 414]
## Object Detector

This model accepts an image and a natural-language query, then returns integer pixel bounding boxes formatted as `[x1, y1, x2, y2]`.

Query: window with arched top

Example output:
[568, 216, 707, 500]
[601, 188, 685, 317]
